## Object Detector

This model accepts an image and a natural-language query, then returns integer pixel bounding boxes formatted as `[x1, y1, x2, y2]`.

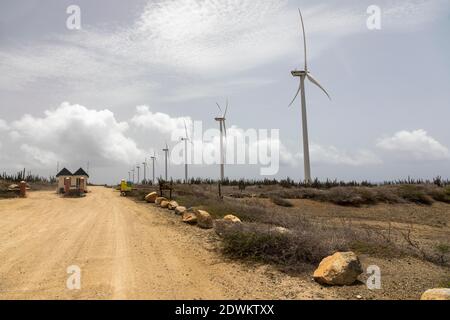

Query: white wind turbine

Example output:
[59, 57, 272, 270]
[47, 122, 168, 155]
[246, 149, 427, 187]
[215, 99, 228, 182]
[162, 143, 169, 181]
[181, 120, 192, 184]
[150, 152, 156, 185]
[289, 9, 331, 183]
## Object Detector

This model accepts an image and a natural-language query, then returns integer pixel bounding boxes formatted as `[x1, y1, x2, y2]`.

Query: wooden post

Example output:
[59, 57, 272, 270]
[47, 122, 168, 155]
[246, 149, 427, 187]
[19, 181, 26, 198]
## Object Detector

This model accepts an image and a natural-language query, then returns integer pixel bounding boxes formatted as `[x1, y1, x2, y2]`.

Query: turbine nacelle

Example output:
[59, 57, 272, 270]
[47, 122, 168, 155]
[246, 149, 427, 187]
[291, 70, 307, 77]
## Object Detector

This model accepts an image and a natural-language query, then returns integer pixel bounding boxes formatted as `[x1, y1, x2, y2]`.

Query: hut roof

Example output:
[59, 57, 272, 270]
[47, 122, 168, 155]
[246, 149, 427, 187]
[73, 168, 89, 177]
[56, 168, 73, 177]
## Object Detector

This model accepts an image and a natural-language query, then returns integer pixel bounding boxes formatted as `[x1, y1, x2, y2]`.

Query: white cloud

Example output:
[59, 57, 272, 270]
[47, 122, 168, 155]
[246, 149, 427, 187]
[131, 106, 192, 135]
[1, 0, 446, 101]
[305, 144, 382, 166]
[8, 102, 144, 167]
[376, 129, 450, 161]
[0, 119, 9, 131]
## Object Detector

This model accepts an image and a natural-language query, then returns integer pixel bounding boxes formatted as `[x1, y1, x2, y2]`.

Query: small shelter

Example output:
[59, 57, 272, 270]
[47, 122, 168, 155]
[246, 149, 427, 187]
[73, 168, 89, 193]
[56, 167, 89, 194]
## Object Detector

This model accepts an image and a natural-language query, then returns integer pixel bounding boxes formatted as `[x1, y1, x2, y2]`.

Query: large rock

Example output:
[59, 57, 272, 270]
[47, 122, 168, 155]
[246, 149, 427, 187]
[155, 197, 167, 205]
[160, 200, 170, 208]
[182, 212, 197, 225]
[145, 192, 158, 203]
[168, 201, 179, 210]
[313, 252, 363, 286]
[223, 214, 242, 223]
[421, 288, 450, 300]
[196, 210, 214, 229]
[175, 206, 187, 215]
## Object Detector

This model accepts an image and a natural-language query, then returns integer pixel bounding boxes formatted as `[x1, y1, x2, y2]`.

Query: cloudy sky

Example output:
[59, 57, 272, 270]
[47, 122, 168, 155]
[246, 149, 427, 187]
[0, 0, 449, 184]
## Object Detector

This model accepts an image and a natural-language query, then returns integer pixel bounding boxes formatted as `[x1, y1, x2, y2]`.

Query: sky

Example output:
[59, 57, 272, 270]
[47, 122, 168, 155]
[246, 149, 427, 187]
[0, 0, 449, 184]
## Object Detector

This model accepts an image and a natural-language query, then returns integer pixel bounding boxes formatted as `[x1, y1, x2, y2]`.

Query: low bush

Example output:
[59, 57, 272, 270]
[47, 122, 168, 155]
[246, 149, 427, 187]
[397, 185, 433, 205]
[270, 196, 294, 207]
[215, 221, 349, 271]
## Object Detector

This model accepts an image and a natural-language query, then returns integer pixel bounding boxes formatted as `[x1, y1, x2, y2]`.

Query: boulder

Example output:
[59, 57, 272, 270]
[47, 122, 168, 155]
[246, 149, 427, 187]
[145, 192, 158, 203]
[168, 201, 179, 210]
[175, 206, 187, 215]
[155, 197, 167, 205]
[196, 210, 214, 229]
[160, 200, 170, 208]
[223, 214, 242, 223]
[182, 212, 197, 225]
[313, 252, 363, 286]
[421, 288, 450, 300]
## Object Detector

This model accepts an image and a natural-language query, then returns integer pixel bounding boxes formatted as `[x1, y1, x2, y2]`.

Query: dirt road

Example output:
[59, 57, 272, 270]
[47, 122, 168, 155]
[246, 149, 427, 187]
[0, 187, 332, 300]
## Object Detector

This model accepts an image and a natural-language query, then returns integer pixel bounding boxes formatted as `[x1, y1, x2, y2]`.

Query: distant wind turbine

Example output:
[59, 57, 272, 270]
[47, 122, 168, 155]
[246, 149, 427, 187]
[181, 120, 192, 184]
[136, 164, 140, 184]
[215, 99, 229, 182]
[150, 152, 156, 185]
[289, 9, 331, 183]
[142, 159, 147, 184]
[162, 143, 169, 181]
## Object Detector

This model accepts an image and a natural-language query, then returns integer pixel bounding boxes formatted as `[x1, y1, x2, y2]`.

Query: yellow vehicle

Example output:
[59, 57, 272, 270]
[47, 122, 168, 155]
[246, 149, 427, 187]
[120, 180, 133, 197]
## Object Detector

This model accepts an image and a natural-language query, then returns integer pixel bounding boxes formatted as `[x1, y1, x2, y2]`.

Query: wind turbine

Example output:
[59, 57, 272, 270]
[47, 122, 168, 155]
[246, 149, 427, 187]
[136, 164, 141, 184]
[215, 99, 228, 182]
[131, 167, 135, 184]
[289, 9, 331, 183]
[142, 159, 147, 184]
[150, 152, 156, 185]
[162, 143, 169, 181]
[181, 120, 192, 184]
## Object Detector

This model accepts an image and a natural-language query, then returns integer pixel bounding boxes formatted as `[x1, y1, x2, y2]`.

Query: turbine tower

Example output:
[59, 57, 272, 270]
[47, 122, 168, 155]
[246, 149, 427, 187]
[142, 159, 147, 184]
[181, 121, 192, 184]
[162, 143, 169, 181]
[136, 164, 140, 184]
[289, 9, 331, 183]
[150, 152, 156, 185]
[215, 99, 228, 182]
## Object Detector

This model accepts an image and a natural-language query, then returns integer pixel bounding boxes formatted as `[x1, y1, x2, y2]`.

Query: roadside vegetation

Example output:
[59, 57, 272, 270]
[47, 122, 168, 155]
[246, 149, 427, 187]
[128, 180, 450, 273]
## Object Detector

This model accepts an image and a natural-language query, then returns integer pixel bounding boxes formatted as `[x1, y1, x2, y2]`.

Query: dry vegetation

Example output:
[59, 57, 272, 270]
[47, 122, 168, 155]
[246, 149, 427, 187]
[128, 182, 450, 278]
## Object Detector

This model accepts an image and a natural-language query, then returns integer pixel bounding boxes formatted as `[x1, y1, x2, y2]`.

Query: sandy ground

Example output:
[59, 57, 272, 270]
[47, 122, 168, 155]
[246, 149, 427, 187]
[0, 186, 339, 300]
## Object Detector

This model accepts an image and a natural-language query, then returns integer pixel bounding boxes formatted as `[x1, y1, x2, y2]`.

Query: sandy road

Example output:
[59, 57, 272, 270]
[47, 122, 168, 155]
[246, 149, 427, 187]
[0, 187, 332, 300]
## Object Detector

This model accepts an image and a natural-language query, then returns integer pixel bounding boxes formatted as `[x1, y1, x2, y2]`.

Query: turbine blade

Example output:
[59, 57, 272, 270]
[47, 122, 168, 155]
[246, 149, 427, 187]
[298, 9, 308, 72]
[307, 73, 331, 100]
[224, 98, 229, 118]
[223, 120, 227, 139]
[288, 81, 302, 107]
[184, 120, 189, 140]
[216, 102, 222, 114]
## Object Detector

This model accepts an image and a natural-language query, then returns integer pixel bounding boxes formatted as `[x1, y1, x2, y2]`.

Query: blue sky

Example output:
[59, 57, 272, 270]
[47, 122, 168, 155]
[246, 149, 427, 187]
[0, 0, 449, 184]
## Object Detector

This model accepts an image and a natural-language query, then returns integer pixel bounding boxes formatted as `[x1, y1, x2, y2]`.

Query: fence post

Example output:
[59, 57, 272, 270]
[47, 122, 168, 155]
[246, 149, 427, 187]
[19, 181, 26, 198]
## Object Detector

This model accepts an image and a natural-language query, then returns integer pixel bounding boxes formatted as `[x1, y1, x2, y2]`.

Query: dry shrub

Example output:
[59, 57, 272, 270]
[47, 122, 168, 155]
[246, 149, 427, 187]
[270, 196, 294, 207]
[215, 221, 349, 271]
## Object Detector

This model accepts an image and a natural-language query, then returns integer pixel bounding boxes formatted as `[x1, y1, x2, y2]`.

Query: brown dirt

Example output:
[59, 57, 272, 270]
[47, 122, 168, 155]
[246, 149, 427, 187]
[0, 186, 338, 300]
